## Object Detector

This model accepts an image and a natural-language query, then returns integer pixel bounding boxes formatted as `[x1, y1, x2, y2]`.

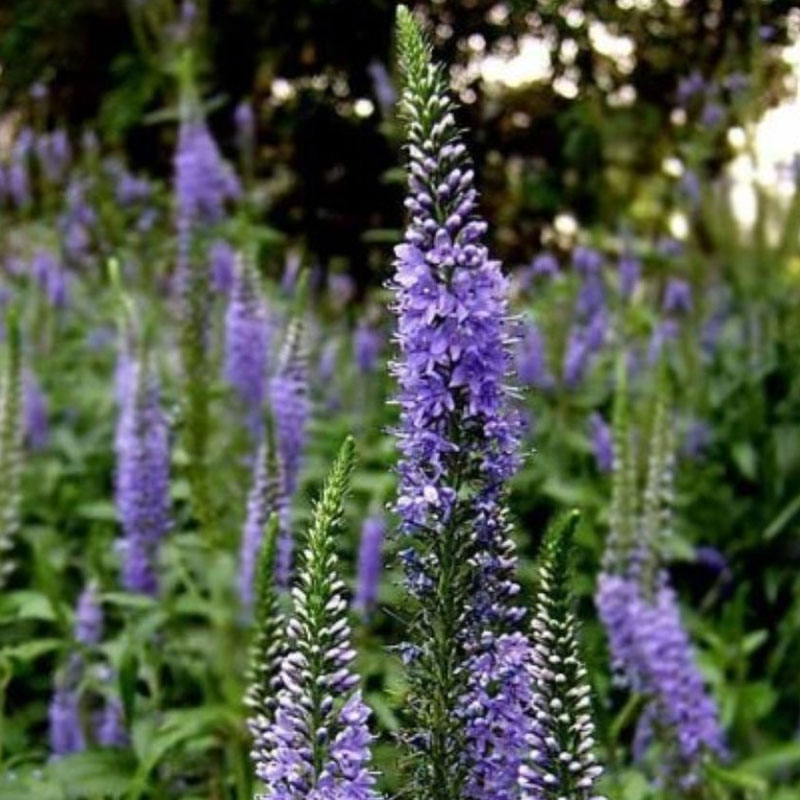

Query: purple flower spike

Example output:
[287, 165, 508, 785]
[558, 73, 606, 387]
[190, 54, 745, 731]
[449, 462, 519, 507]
[516, 319, 553, 390]
[589, 412, 614, 473]
[210, 239, 236, 294]
[618, 253, 640, 299]
[74, 581, 103, 646]
[353, 322, 382, 374]
[238, 434, 281, 611]
[663, 279, 692, 314]
[530, 251, 559, 278]
[354, 515, 386, 616]
[114, 358, 170, 596]
[572, 245, 602, 275]
[23, 369, 49, 450]
[49, 685, 85, 758]
[95, 697, 129, 749]
[224, 253, 270, 421]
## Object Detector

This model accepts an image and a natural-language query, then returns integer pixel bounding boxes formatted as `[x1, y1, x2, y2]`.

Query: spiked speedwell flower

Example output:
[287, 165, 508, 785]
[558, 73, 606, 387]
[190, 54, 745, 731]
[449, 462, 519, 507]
[392, 9, 526, 800]
[596, 376, 724, 790]
[224, 251, 270, 425]
[253, 437, 379, 800]
[519, 511, 606, 800]
[239, 420, 282, 611]
[269, 273, 310, 587]
[115, 354, 171, 595]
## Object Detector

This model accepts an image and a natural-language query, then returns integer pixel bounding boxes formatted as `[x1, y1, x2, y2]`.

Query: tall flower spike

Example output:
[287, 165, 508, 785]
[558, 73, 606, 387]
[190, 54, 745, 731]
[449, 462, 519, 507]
[239, 417, 282, 610]
[175, 106, 239, 530]
[224, 250, 270, 428]
[115, 353, 171, 596]
[269, 271, 310, 587]
[596, 375, 725, 789]
[255, 437, 380, 799]
[354, 514, 386, 618]
[245, 515, 285, 765]
[520, 511, 606, 800]
[393, 8, 524, 799]
[0, 310, 23, 589]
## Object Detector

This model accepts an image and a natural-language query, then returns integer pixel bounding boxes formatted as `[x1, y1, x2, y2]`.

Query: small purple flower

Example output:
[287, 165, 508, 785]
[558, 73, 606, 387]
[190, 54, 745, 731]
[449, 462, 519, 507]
[210, 239, 236, 294]
[695, 546, 727, 574]
[677, 71, 706, 105]
[368, 60, 397, 116]
[328, 273, 355, 308]
[353, 321, 382, 374]
[589, 412, 614, 473]
[647, 318, 680, 364]
[679, 170, 701, 209]
[618, 252, 640, 299]
[516, 320, 553, 390]
[700, 102, 725, 128]
[530, 251, 559, 278]
[572, 245, 602, 275]
[281, 250, 302, 295]
[723, 72, 750, 95]
[36, 129, 71, 184]
[224, 256, 270, 420]
[663, 278, 692, 314]
[354, 515, 386, 616]
[49, 685, 85, 758]
[234, 100, 256, 153]
[114, 358, 171, 596]
[95, 696, 129, 748]
[563, 327, 590, 388]
[31, 249, 69, 308]
[23, 370, 48, 450]
[74, 581, 103, 646]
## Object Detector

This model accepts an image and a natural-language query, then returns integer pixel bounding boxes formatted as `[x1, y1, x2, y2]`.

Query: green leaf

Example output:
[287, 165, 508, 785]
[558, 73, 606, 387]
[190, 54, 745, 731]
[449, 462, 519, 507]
[0, 591, 56, 622]
[2, 638, 63, 664]
[47, 750, 137, 799]
[739, 741, 800, 776]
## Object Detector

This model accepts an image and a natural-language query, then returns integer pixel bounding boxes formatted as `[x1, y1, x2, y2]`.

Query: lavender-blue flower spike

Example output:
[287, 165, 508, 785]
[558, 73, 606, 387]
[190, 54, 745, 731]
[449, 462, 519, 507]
[270, 270, 311, 587]
[393, 8, 525, 799]
[254, 437, 380, 799]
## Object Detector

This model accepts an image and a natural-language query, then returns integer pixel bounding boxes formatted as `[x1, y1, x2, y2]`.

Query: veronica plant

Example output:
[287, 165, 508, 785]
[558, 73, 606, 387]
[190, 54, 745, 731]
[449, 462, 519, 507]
[0, 309, 23, 589]
[224, 249, 270, 431]
[520, 511, 606, 800]
[174, 59, 240, 530]
[392, 9, 526, 799]
[239, 417, 281, 611]
[252, 437, 379, 799]
[270, 270, 310, 587]
[596, 371, 725, 792]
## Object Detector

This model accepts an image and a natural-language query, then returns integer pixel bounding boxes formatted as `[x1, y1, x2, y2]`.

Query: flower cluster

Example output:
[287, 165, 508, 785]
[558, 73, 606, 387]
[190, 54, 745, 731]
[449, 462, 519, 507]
[239, 422, 282, 611]
[393, 9, 527, 798]
[270, 287, 310, 586]
[252, 438, 379, 800]
[354, 514, 386, 617]
[596, 380, 725, 789]
[224, 251, 270, 426]
[115, 353, 171, 596]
